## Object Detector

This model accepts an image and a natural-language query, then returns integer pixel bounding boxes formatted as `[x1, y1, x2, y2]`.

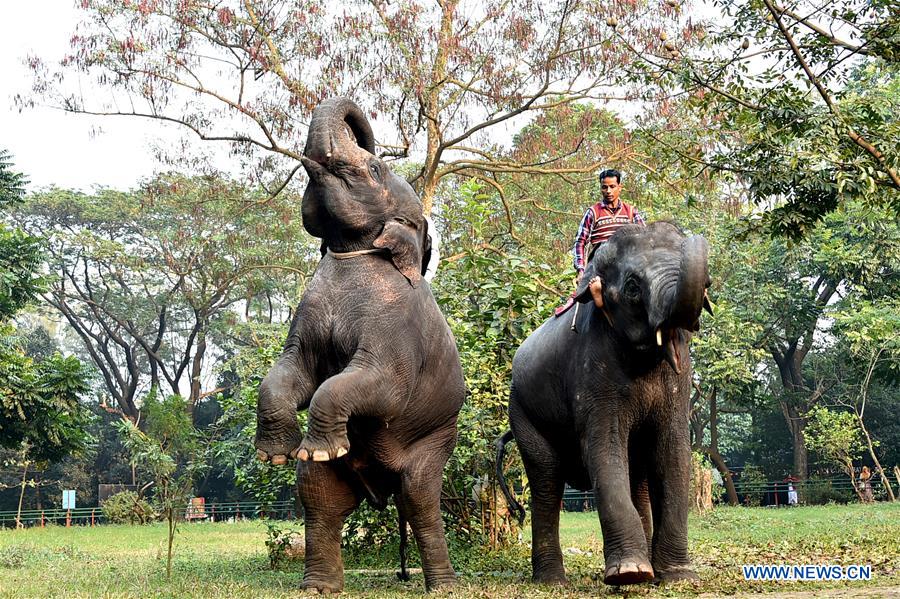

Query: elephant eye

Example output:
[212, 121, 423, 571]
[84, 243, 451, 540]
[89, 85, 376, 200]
[623, 277, 642, 301]
[369, 162, 382, 181]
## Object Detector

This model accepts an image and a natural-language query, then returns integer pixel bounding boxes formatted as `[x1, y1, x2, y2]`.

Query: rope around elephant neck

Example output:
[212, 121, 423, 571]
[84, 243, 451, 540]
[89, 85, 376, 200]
[327, 247, 388, 260]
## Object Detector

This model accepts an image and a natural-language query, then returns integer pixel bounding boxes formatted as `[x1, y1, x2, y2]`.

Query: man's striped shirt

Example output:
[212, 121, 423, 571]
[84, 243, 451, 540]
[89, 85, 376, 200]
[572, 200, 645, 272]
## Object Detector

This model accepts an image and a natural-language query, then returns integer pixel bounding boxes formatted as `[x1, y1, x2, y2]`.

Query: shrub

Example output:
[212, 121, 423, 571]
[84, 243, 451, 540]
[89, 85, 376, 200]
[264, 520, 305, 569]
[102, 491, 156, 524]
[805, 476, 854, 505]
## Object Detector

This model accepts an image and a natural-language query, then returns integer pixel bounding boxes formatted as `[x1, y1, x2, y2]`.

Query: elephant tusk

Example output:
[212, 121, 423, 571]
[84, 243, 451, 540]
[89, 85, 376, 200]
[703, 290, 715, 315]
[656, 328, 663, 346]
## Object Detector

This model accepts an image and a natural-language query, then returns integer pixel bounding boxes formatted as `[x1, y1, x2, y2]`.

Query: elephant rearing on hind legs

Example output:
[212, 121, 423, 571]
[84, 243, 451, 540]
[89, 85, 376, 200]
[498, 222, 711, 586]
[254, 97, 466, 593]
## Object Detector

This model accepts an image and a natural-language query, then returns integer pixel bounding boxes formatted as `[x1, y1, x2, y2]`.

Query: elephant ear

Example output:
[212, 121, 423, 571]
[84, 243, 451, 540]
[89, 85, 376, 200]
[420, 217, 433, 277]
[373, 218, 423, 287]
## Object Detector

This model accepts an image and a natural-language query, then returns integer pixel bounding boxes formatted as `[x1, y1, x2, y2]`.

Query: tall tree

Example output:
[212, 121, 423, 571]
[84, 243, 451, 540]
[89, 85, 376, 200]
[743, 201, 900, 481]
[612, 0, 900, 235]
[25, 0, 689, 212]
[0, 150, 93, 521]
[14, 174, 314, 421]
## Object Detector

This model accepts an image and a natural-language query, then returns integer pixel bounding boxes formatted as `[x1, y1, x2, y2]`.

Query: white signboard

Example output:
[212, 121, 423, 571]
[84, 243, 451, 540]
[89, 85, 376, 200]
[62, 490, 76, 510]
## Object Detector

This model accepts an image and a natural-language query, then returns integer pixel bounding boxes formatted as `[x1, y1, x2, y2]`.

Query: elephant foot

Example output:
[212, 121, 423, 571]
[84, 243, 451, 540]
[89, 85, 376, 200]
[255, 430, 302, 466]
[296, 430, 350, 462]
[532, 570, 568, 586]
[603, 557, 654, 586]
[653, 564, 699, 583]
[301, 577, 343, 594]
[423, 572, 457, 592]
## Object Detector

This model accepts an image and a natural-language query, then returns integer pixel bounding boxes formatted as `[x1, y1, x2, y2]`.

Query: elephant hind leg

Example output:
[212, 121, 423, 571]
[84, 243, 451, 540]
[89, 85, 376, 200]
[298, 460, 361, 593]
[510, 403, 567, 585]
[396, 431, 457, 591]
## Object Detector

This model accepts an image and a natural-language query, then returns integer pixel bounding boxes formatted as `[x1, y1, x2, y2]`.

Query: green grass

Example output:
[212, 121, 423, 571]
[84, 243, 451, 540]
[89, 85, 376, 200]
[1, 503, 898, 597]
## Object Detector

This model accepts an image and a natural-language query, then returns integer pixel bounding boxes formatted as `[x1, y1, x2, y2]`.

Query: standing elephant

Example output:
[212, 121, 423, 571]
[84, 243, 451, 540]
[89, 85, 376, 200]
[498, 222, 711, 586]
[254, 97, 465, 593]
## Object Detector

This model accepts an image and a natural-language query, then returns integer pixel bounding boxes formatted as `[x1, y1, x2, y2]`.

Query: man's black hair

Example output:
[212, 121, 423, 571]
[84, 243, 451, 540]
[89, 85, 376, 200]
[597, 168, 622, 184]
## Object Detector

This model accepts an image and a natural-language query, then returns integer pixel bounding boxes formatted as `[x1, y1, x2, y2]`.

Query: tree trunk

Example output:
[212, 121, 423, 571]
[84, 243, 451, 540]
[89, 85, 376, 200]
[188, 314, 208, 417]
[703, 447, 740, 506]
[16, 459, 29, 529]
[858, 413, 896, 501]
[847, 460, 864, 502]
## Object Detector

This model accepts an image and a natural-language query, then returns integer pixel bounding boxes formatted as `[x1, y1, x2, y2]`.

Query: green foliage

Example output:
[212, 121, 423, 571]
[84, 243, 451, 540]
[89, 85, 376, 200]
[0, 224, 44, 321]
[211, 325, 298, 506]
[263, 520, 304, 570]
[12, 175, 314, 418]
[0, 148, 28, 209]
[804, 475, 854, 505]
[342, 501, 399, 551]
[115, 394, 210, 578]
[0, 331, 94, 463]
[737, 465, 767, 507]
[805, 407, 865, 472]
[101, 490, 156, 525]
[0, 149, 42, 321]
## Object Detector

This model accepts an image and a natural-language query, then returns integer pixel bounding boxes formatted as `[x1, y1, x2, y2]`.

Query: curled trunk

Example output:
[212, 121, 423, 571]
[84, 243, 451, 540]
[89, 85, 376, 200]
[667, 235, 709, 330]
[304, 97, 375, 163]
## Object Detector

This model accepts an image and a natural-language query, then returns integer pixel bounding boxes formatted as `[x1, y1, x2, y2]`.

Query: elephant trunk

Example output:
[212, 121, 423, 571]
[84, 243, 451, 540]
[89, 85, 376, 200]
[667, 235, 709, 331]
[654, 235, 709, 374]
[304, 97, 375, 164]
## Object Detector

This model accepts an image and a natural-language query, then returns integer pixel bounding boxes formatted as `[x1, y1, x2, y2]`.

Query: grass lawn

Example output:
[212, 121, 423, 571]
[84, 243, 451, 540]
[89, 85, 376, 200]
[0, 503, 898, 597]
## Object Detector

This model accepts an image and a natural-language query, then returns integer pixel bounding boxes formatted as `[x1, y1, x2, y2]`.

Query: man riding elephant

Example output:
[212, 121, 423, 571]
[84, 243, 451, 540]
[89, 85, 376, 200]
[498, 221, 712, 586]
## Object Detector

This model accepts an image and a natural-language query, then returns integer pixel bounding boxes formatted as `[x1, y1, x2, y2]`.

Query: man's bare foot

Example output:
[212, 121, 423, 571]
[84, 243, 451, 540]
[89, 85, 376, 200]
[589, 276, 604, 308]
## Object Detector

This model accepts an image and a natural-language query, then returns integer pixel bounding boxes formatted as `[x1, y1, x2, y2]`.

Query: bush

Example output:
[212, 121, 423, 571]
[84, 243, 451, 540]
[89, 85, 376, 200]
[101, 491, 156, 524]
[805, 476, 854, 505]
[264, 521, 305, 569]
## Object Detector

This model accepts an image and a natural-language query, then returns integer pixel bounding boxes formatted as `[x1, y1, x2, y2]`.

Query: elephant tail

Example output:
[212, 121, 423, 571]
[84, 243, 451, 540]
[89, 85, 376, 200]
[494, 429, 526, 525]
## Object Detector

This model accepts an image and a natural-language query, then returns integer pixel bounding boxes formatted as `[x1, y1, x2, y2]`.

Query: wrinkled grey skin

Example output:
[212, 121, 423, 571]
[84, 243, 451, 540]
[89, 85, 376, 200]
[254, 98, 465, 593]
[506, 222, 710, 586]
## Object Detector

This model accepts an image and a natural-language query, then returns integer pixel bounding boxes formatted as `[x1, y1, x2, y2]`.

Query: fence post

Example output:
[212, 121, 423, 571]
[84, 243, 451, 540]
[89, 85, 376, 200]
[91, 509, 95, 526]
[66, 509, 71, 528]
[236, 505, 241, 521]
[40, 511, 44, 528]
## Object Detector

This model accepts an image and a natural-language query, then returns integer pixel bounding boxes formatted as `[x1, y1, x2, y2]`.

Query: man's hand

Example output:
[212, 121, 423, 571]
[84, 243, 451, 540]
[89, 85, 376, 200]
[588, 276, 604, 309]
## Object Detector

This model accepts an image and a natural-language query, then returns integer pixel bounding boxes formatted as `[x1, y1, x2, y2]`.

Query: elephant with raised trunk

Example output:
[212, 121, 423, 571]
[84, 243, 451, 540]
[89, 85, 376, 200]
[498, 222, 711, 586]
[255, 97, 465, 593]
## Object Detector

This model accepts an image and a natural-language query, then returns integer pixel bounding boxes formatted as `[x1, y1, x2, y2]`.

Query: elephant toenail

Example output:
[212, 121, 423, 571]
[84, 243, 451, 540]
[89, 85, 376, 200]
[256, 449, 269, 462]
[290, 447, 301, 459]
[335, 447, 348, 458]
[312, 449, 330, 461]
[298, 449, 310, 461]
[271, 454, 287, 465]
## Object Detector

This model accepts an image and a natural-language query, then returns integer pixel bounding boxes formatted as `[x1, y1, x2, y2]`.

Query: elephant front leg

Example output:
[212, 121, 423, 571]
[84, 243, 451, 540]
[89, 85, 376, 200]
[590, 435, 654, 585]
[255, 349, 315, 464]
[297, 366, 393, 462]
[298, 460, 361, 593]
[649, 427, 698, 582]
